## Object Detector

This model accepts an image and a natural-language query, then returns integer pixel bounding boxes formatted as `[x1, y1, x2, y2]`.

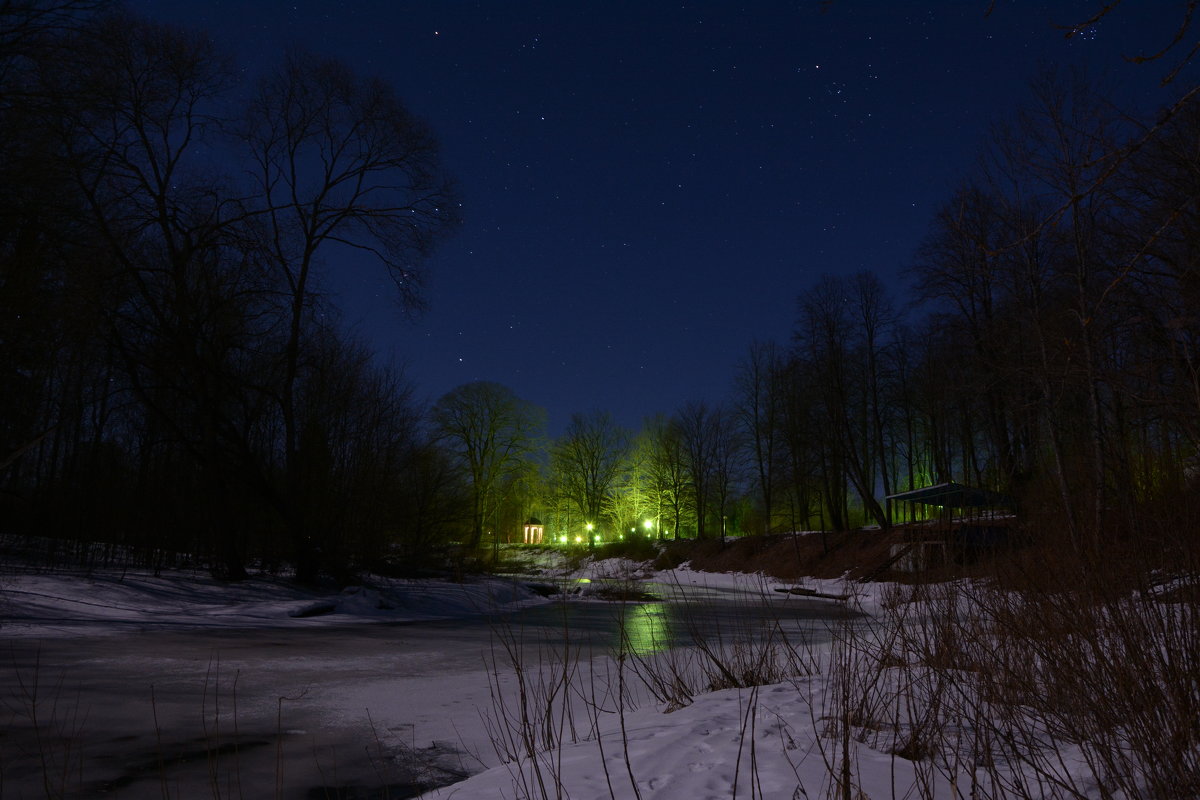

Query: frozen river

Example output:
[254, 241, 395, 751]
[0, 579, 857, 799]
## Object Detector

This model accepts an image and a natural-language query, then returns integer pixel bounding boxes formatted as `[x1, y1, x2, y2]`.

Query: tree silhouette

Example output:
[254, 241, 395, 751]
[432, 382, 544, 549]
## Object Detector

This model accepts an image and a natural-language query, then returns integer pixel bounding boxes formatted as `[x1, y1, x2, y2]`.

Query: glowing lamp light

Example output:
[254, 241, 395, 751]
[574, 535, 582, 543]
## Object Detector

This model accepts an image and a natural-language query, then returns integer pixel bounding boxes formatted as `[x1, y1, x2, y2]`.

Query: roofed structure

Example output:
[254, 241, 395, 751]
[523, 517, 544, 545]
[881, 482, 1014, 573]
[887, 481, 1011, 509]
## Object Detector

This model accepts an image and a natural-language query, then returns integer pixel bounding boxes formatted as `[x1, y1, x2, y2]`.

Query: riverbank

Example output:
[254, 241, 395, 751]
[4, 545, 1193, 799]
[0, 558, 869, 798]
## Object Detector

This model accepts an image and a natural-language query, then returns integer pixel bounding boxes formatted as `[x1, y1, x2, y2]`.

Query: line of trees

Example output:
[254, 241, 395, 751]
[1, 3, 459, 580]
[425, 71, 1200, 555]
[4, 5, 1198, 578]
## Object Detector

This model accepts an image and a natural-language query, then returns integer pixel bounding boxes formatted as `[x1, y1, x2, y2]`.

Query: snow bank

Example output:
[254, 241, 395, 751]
[417, 669, 952, 800]
[0, 569, 546, 636]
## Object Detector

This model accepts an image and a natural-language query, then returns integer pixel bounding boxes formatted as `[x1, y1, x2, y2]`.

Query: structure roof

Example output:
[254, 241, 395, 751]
[886, 482, 1011, 509]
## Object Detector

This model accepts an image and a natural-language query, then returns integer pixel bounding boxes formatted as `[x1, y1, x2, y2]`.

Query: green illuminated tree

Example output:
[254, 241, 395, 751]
[608, 429, 655, 539]
[644, 414, 691, 540]
[553, 410, 628, 546]
[676, 401, 742, 540]
[675, 402, 713, 538]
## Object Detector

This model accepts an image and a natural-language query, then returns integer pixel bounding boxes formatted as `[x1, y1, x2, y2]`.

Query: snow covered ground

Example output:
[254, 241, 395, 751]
[407, 564, 953, 800]
[1, 557, 1152, 799]
[0, 568, 546, 637]
[0, 559, 918, 799]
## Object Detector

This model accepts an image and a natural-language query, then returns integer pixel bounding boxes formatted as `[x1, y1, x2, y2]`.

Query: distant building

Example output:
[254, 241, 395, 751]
[884, 481, 1014, 573]
[523, 517, 545, 544]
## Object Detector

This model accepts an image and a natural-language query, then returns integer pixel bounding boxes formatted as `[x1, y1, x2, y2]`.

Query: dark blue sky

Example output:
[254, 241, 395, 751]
[133, 1, 1190, 433]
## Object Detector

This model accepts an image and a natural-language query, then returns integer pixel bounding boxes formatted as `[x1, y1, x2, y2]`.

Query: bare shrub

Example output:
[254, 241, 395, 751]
[479, 512, 1199, 799]
[1, 652, 88, 799]
[832, 511, 1200, 800]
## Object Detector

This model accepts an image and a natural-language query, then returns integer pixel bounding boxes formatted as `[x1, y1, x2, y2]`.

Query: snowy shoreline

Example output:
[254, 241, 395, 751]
[0, 561, 886, 798]
[0, 568, 552, 637]
[4, 561, 1178, 799]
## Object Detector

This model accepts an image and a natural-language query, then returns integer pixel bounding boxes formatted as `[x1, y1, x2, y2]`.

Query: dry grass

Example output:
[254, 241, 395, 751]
[642, 502, 1200, 799]
[662, 527, 1014, 583]
[666, 531, 894, 580]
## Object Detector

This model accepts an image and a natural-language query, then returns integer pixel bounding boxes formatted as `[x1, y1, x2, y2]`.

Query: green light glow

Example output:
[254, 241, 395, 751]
[618, 604, 671, 657]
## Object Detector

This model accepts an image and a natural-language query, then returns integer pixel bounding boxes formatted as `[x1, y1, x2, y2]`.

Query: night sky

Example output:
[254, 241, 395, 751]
[131, 1, 1190, 434]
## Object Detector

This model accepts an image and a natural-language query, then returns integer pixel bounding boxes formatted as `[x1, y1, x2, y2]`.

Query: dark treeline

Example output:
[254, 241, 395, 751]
[3, 5, 1199, 580]
[491, 69, 1200, 558]
[0, 2, 460, 580]
[760, 71, 1200, 551]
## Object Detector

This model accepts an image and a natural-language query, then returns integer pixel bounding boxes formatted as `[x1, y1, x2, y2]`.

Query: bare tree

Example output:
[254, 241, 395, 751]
[775, 357, 824, 534]
[794, 275, 889, 528]
[1007, 71, 1131, 541]
[1123, 97, 1200, 461]
[243, 50, 459, 576]
[390, 436, 468, 565]
[676, 401, 726, 539]
[850, 271, 898, 527]
[0, 0, 106, 100]
[708, 405, 743, 543]
[9, 9, 458, 578]
[643, 413, 692, 541]
[34, 9, 273, 576]
[732, 340, 784, 534]
[552, 410, 628, 546]
[290, 328, 424, 576]
[431, 381, 544, 549]
[608, 428, 655, 538]
[910, 182, 1037, 494]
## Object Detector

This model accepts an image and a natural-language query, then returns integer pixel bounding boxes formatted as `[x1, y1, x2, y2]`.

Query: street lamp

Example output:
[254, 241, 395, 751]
[585, 522, 594, 548]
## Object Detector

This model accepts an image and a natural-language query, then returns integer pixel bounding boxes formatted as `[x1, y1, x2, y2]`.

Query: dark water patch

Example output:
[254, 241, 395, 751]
[306, 781, 427, 799]
[306, 739, 470, 800]
[91, 736, 271, 793]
